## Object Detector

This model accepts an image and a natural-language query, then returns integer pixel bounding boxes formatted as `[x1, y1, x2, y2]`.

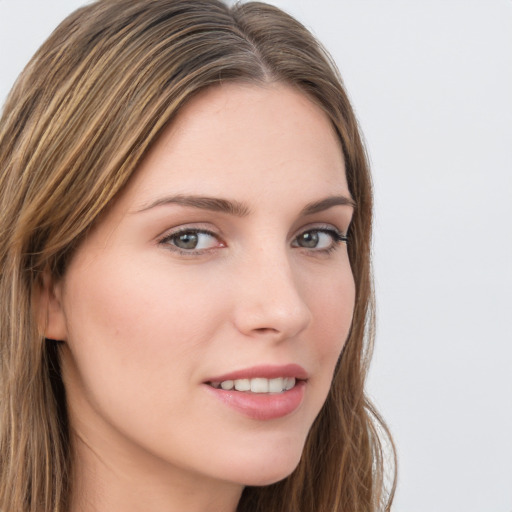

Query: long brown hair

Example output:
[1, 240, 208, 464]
[0, 1, 396, 511]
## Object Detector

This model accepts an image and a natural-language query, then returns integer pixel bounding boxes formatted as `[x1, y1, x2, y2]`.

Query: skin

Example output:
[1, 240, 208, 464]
[44, 82, 356, 512]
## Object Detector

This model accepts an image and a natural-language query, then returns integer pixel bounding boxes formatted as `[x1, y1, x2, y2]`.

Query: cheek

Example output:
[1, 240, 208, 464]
[59, 254, 236, 458]
[66, 253, 215, 340]
[311, 263, 355, 341]
[61, 255, 224, 399]
[302, 265, 355, 395]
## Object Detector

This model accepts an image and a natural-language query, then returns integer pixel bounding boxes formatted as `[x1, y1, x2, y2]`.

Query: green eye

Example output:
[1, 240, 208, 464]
[162, 229, 220, 251]
[173, 232, 200, 250]
[296, 231, 321, 248]
[293, 229, 347, 251]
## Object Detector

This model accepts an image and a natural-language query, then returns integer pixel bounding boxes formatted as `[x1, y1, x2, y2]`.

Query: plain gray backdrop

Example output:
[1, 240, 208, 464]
[1, 1, 511, 511]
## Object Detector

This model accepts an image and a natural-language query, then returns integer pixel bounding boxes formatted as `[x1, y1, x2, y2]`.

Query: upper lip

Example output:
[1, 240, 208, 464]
[205, 364, 308, 383]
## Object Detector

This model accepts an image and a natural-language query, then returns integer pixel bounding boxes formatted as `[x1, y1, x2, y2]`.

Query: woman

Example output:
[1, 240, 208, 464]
[0, 1, 395, 511]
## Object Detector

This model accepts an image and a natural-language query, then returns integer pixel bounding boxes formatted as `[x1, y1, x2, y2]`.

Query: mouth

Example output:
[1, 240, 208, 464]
[203, 364, 308, 419]
[208, 377, 299, 394]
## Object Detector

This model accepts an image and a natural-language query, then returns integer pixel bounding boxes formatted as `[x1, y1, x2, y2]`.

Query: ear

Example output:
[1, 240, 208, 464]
[35, 269, 68, 342]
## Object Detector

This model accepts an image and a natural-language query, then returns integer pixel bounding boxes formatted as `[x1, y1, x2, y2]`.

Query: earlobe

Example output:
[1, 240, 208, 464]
[36, 269, 68, 342]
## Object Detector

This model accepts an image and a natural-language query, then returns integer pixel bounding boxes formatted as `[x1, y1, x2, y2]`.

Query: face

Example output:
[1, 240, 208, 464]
[47, 83, 355, 493]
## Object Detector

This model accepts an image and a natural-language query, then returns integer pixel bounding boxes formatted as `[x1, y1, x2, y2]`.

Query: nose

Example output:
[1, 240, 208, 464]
[231, 247, 312, 341]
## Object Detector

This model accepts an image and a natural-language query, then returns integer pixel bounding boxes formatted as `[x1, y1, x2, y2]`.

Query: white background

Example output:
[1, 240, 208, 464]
[1, 1, 511, 511]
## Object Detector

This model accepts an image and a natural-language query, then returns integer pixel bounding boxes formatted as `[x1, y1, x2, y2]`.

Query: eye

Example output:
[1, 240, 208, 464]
[160, 229, 223, 252]
[292, 228, 347, 251]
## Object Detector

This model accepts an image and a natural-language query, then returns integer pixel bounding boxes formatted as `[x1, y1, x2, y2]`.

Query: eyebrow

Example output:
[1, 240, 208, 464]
[135, 195, 251, 217]
[300, 195, 356, 215]
[135, 193, 355, 217]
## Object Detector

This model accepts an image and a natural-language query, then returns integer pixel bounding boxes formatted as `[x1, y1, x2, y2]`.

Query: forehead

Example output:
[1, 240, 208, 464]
[122, 82, 348, 211]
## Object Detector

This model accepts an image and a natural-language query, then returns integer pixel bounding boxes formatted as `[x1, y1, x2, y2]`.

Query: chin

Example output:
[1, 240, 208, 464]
[226, 445, 305, 488]
[240, 467, 298, 488]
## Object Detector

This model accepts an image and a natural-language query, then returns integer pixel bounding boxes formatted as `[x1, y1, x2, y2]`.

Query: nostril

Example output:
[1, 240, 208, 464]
[253, 327, 279, 334]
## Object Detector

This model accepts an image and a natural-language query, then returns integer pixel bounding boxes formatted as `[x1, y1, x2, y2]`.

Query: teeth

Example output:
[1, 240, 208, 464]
[269, 377, 284, 393]
[251, 378, 268, 393]
[211, 377, 296, 393]
[234, 379, 250, 392]
[284, 377, 296, 391]
[220, 380, 234, 390]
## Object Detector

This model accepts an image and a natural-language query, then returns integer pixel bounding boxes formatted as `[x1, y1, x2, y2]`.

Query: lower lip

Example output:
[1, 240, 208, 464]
[204, 381, 306, 420]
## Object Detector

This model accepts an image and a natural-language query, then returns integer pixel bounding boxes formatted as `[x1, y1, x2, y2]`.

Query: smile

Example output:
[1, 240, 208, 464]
[204, 365, 308, 420]
[208, 377, 297, 393]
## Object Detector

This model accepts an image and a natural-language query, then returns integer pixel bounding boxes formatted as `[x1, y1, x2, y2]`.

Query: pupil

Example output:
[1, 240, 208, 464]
[175, 232, 198, 249]
[300, 232, 318, 248]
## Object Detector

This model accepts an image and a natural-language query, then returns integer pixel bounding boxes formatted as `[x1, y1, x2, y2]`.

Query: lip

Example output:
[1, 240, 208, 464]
[205, 364, 308, 383]
[203, 364, 308, 421]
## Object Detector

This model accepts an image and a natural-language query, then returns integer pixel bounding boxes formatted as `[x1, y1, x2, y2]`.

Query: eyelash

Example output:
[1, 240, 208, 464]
[158, 225, 348, 256]
[158, 228, 222, 256]
[292, 227, 348, 255]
